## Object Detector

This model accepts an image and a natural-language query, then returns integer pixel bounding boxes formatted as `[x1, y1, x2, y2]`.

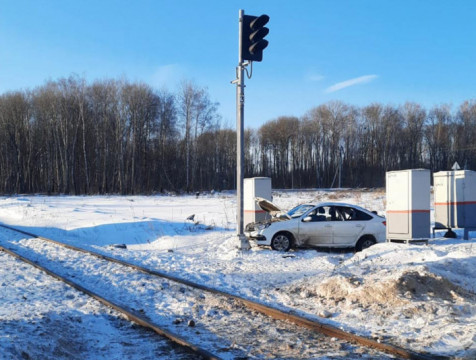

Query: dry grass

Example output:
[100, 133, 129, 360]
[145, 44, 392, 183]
[326, 193, 344, 200]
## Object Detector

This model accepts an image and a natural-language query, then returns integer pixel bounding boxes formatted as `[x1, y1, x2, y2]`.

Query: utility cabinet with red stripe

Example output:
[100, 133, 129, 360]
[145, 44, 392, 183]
[434, 170, 476, 239]
[386, 169, 431, 241]
[244, 177, 272, 227]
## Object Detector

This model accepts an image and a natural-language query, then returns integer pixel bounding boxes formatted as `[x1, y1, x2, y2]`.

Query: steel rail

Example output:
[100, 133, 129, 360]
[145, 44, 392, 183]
[0, 243, 220, 360]
[0, 223, 440, 360]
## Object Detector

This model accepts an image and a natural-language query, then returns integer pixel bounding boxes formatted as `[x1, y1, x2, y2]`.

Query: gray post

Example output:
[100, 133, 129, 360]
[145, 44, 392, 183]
[236, 9, 250, 250]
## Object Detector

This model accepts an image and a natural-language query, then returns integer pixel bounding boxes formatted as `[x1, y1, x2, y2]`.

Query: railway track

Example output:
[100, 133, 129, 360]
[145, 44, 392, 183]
[0, 223, 439, 359]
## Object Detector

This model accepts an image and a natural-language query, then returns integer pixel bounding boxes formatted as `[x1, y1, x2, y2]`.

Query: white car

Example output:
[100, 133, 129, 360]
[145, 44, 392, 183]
[245, 198, 386, 252]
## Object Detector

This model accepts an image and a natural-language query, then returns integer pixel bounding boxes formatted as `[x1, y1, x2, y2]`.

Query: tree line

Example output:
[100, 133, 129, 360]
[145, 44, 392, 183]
[249, 101, 476, 188]
[0, 75, 475, 194]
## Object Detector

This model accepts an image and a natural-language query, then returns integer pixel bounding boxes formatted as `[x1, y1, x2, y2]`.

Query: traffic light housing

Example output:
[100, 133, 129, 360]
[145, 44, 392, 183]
[241, 14, 269, 62]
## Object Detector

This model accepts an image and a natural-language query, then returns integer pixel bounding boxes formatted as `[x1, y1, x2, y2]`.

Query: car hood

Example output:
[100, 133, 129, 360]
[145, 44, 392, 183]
[255, 197, 290, 219]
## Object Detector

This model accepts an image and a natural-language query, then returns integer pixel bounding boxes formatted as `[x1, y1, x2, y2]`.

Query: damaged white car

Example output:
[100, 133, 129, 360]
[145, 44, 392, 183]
[244, 198, 386, 252]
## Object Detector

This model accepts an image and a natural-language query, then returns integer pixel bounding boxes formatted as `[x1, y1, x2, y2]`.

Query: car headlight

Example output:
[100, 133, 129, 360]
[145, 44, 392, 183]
[256, 222, 272, 230]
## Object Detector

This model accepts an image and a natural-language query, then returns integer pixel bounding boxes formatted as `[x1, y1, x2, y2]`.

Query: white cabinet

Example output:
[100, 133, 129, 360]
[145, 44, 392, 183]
[244, 177, 272, 226]
[386, 169, 430, 240]
[434, 170, 476, 235]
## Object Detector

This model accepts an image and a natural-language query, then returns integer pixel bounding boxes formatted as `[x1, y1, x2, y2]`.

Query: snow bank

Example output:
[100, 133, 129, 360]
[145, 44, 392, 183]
[0, 190, 474, 358]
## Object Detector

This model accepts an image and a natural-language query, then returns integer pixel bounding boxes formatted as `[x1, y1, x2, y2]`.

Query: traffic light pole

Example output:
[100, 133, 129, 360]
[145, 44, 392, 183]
[236, 9, 250, 250]
[235, 9, 269, 250]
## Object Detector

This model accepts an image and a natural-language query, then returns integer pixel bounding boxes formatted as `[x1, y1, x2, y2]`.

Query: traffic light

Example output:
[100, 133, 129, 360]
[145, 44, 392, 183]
[241, 14, 269, 62]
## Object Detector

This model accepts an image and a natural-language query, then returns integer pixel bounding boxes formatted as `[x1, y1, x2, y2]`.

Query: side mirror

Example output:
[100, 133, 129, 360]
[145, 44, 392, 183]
[302, 216, 312, 222]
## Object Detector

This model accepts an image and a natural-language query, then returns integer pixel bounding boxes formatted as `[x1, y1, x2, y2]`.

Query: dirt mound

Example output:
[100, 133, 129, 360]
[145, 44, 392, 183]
[307, 269, 474, 307]
[313, 274, 406, 307]
[395, 270, 473, 302]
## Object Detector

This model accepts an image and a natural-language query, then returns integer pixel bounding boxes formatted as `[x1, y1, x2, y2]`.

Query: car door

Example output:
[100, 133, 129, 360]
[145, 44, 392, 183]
[298, 206, 333, 246]
[332, 206, 367, 245]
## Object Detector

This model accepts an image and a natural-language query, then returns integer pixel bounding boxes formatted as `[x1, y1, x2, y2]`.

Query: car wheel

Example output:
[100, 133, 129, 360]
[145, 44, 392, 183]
[356, 235, 376, 252]
[271, 232, 293, 252]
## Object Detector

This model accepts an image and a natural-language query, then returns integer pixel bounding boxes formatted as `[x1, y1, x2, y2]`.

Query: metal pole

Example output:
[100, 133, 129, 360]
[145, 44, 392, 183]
[237, 9, 250, 250]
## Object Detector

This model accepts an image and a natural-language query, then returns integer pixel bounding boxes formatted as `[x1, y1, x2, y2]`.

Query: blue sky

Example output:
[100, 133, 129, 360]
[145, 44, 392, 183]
[1, 0, 475, 128]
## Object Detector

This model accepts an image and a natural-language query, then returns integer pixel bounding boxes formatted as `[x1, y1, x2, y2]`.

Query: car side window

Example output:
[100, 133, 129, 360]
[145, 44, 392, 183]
[303, 208, 326, 222]
[328, 206, 343, 221]
[339, 207, 355, 220]
[354, 209, 372, 221]
[305, 206, 345, 222]
[339, 206, 372, 221]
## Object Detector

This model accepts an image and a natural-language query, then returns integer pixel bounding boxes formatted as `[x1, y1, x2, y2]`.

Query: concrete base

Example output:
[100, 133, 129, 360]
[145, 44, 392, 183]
[238, 234, 251, 251]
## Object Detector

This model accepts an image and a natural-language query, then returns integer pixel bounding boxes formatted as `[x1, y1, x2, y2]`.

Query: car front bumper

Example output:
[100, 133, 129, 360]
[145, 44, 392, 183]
[244, 231, 267, 242]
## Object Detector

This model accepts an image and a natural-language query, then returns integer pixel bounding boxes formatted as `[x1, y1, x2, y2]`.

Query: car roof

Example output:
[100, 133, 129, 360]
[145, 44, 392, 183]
[303, 202, 375, 213]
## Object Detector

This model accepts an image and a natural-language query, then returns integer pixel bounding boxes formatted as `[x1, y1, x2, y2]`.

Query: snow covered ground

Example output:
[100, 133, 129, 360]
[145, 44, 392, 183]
[0, 189, 474, 359]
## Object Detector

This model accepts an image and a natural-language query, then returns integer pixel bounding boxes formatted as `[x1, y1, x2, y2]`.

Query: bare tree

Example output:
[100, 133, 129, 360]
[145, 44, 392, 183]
[3, 75, 476, 194]
[178, 82, 220, 191]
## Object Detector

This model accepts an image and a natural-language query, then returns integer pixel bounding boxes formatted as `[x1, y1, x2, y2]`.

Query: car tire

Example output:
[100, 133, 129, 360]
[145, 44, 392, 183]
[271, 232, 293, 252]
[356, 235, 376, 252]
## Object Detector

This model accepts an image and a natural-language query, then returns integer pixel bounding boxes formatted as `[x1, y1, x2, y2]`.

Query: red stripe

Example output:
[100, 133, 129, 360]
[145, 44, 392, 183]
[387, 210, 430, 214]
[435, 201, 476, 206]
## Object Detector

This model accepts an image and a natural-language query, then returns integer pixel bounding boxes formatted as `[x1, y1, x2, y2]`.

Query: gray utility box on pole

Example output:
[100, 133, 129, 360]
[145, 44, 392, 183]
[244, 177, 272, 227]
[386, 169, 431, 241]
[434, 170, 476, 239]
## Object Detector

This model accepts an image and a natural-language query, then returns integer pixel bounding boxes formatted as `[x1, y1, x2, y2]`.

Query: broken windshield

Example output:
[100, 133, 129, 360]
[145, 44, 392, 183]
[287, 204, 314, 218]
